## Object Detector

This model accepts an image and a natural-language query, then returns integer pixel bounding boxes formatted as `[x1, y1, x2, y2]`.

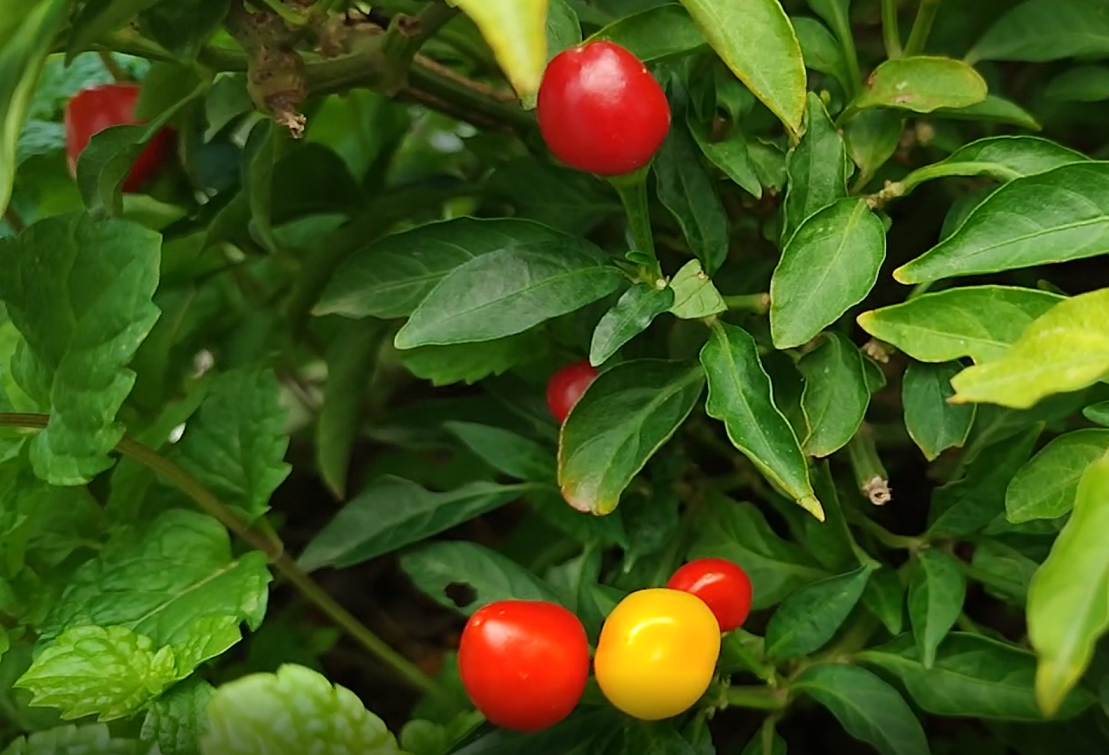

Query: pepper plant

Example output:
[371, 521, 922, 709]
[2, 0, 1109, 753]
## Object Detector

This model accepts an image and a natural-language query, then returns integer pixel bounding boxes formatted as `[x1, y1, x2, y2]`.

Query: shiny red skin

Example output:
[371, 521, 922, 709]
[666, 557, 753, 633]
[546, 360, 598, 424]
[458, 600, 590, 732]
[64, 83, 173, 192]
[536, 41, 671, 176]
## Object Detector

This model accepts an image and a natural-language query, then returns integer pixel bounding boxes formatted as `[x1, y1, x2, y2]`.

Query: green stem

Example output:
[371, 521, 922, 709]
[868, 161, 1022, 208]
[848, 513, 923, 551]
[609, 166, 662, 281]
[834, 21, 863, 98]
[903, 0, 942, 57]
[907, 281, 933, 300]
[383, 2, 458, 63]
[846, 424, 891, 506]
[722, 293, 770, 314]
[881, 0, 903, 58]
[724, 685, 789, 711]
[97, 51, 128, 82]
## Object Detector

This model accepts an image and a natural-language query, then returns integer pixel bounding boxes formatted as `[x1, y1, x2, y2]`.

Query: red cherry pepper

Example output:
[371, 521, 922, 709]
[64, 83, 173, 192]
[458, 599, 589, 732]
[536, 41, 671, 176]
[666, 557, 754, 632]
[545, 360, 598, 424]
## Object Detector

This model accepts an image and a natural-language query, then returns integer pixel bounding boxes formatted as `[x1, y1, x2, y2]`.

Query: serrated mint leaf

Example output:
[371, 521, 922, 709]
[39, 509, 272, 676]
[0, 213, 161, 485]
[167, 369, 291, 523]
[202, 664, 402, 755]
[1, 724, 155, 755]
[15, 625, 178, 721]
[142, 678, 215, 755]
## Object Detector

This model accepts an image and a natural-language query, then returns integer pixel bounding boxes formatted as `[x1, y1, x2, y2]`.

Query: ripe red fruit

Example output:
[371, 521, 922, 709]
[458, 600, 590, 732]
[64, 83, 173, 193]
[546, 360, 597, 423]
[536, 41, 671, 176]
[666, 557, 753, 633]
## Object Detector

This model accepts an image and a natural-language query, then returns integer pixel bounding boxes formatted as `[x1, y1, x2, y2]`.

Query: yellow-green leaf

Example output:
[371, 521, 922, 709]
[448, 0, 548, 103]
[853, 56, 988, 114]
[678, 0, 806, 139]
[950, 288, 1109, 409]
[1027, 449, 1109, 716]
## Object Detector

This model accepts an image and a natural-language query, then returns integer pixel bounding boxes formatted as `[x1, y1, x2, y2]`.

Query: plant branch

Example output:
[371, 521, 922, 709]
[724, 684, 789, 711]
[881, 0, 903, 58]
[903, 0, 942, 57]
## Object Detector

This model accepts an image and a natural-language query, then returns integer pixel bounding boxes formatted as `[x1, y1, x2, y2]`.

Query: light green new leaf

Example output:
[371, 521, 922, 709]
[782, 93, 850, 242]
[949, 288, 1109, 409]
[793, 663, 930, 755]
[798, 332, 869, 457]
[667, 259, 727, 319]
[856, 286, 1065, 364]
[558, 359, 704, 514]
[907, 549, 967, 668]
[1, 724, 154, 755]
[770, 197, 886, 349]
[141, 678, 214, 755]
[701, 322, 823, 519]
[765, 565, 872, 660]
[894, 163, 1109, 284]
[1027, 449, 1109, 715]
[968, 0, 1109, 64]
[678, 0, 807, 138]
[1007, 429, 1109, 523]
[16, 625, 178, 722]
[902, 360, 975, 461]
[589, 282, 674, 366]
[202, 664, 402, 755]
[0, 214, 161, 485]
[394, 239, 624, 348]
[853, 56, 987, 113]
[448, 0, 547, 102]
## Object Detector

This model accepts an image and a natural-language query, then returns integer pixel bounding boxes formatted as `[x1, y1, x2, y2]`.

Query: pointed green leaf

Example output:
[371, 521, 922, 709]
[798, 332, 869, 458]
[843, 109, 902, 182]
[968, 0, 1109, 64]
[933, 94, 1042, 131]
[589, 283, 674, 366]
[445, 422, 556, 483]
[700, 322, 823, 519]
[862, 567, 905, 636]
[667, 259, 727, 320]
[907, 549, 967, 668]
[765, 565, 873, 660]
[853, 56, 988, 113]
[1007, 429, 1109, 523]
[793, 17, 851, 95]
[688, 111, 763, 199]
[588, 5, 706, 63]
[902, 360, 975, 461]
[783, 93, 850, 242]
[770, 197, 886, 349]
[938, 136, 1089, 177]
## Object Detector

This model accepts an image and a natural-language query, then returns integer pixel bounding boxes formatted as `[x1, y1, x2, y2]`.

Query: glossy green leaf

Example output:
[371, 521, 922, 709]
[907, 549, 967, 668]
[859, 632, 1094, 721]
[843, 109, 902, 182]
[770, 197, 886, 349]
[793, 663, 930, 755]
[792, 17, 851, 94]
[399, 330, 547, 387]
[798, 332, 869, 457]
[1082, 400, 1109, 426]
[701, 322, 823, 519]
[667, 259, 727, 319]
[862, 567, 905, 636]
[938, 136, 1089, 177]
[1046, 65, 1109, 102]
[589, 283, 674, 366]
[588, 5, 706, 61]
[678, 0, 807, 138]
[141, 677, 214, 755]
[857, 286, 1065, 365]
[298, 476, 532, 572]
[902, 360, 975, 461]
[765, 565, 872, 660]
[394, 238, 624, 348]
[968, 0, 1109, 63]
[559, 360, 704, 514]
[546, 0, 582, 60]
[446, 422, 556, 483]
[400, 540, 561, 615]
[782, 93, 850, 242]
[949, 288, 1109, 409]
[1027, 450, 1109, 715]
[853, 56, 988, 114]
[1007, 429, 1109, 523]
[449, 0, 547, 100]
[894, 163, 1109, 284]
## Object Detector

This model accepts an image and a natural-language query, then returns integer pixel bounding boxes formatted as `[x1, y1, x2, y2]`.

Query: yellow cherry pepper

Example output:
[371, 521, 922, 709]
[593, 587, 722, 720]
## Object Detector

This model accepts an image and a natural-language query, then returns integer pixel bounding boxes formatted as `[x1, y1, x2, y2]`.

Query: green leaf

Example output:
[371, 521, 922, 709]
[678, 0, 807, 138]
[862, 567, 905, 636]
[852, 56, 988, 113]
[445, 422, 556, 483]
[782, 93, 850, 243]
[546, 0, 581, 59]
[400, 540, 561, 615]
[895, 163, 1109, 284]
[1047, 65, 1109, 102]
[949, 288, 1109, 409]
[1083, 400, 1109, 426]
[449, 0, 547, 101]
[1027, 449, 1109, 715]
[399, 330, 547, 387]
[588, 5, 706, 62]
[667, 259, 727, 319]
[139, 0, 229, 61]
[856, 286, 1066, 365]
[701, 322, 822, 519]
[558, 359, 704, 515]
[394, 238, 623, 349]
[687, 112, 763, 199]
[798, 331, 870, 458]
[1007, 429, 1109, 523]
[688, 494, 829, 609]
[739, 721, 787, 755]
[907, 549, 966, 669]
[0, 214, 161, 485]
[792, 17, 851, 95]
[141, 678, 214, 755]
[1, 724, 153, 755]
[202, 664, 402, 755]
[316, 218, 570, 320]
[770, 197, 886, 350]
[968, 0, 1109, 63]
[166, 369, 290, 524]
[654, 119, 730, 275]
[933, 94, 1042, 131]
[843, 109, 902, 183]
[16, 625, 178, 722]
[298, 476, 531, 572]
[902, 360, 975, 461]
[971, 539, 1040, 604]
[938, 136, 1089, 177]
[858, 632, 1094, 722]
[589, 283, 674, 366]
[765, 565, 872, 660]
[793, 663, 930, 755]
